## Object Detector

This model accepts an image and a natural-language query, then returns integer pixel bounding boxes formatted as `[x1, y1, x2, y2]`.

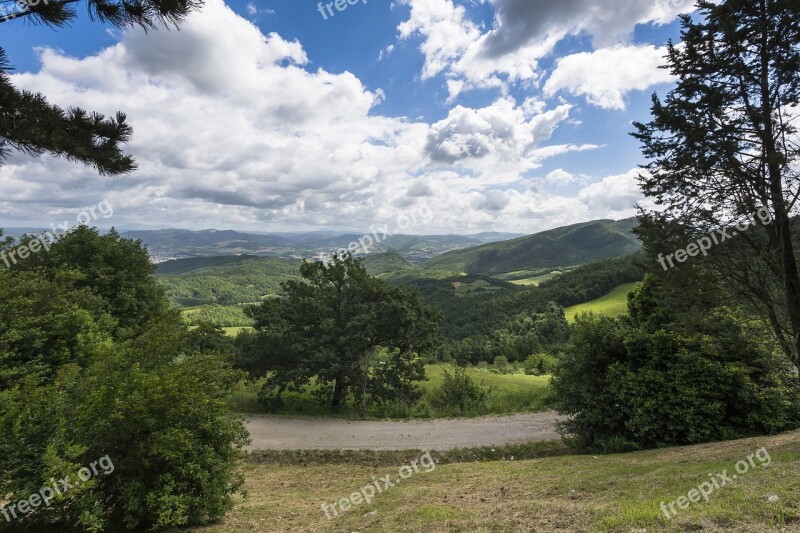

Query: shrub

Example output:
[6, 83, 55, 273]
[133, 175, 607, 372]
[551, 313, 800, 453]
[524, 353, 558, 376]
[492, 356, 512, 374]
[0, 260, 249, 531]
[430, 367, 488, 416]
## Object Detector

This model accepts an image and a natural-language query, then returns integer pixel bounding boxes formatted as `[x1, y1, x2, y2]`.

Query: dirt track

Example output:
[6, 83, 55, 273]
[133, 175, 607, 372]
[245, 411, 563, 451]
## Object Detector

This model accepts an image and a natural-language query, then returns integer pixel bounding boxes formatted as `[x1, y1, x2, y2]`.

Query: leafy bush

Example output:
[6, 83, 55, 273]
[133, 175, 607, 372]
[0, 250, 249, 531]
[430, 367, 488, 416]
[551, 312, 800, 453]
[492, 356, 512, 374]
[524, 353, 558, 376]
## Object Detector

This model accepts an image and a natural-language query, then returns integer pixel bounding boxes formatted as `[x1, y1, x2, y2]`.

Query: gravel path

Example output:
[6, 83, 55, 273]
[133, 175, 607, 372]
[245, 411, 564, 451]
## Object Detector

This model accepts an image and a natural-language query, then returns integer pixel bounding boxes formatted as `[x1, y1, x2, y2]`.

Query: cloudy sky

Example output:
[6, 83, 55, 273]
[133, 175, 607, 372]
[1, 0, 692, 234]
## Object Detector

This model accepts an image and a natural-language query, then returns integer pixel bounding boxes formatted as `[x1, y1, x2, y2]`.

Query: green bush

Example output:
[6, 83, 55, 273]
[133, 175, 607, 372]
[524, 353, 557, 376]
[492, 356, 512, 374]
[551, 312, 800, 453]
[0, 253, 249, 531]
[430, 367, 488, 416]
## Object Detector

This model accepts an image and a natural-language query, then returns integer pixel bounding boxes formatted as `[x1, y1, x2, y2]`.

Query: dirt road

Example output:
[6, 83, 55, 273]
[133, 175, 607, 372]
[245, 411, 563, 451]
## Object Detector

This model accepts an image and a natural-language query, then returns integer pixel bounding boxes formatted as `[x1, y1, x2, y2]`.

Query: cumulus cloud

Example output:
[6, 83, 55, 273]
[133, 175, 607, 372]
[578, 169, 645, 213]
[544, 45, 675, 109]
[396, 0, 691, 102]
[0, 0, 645, 235]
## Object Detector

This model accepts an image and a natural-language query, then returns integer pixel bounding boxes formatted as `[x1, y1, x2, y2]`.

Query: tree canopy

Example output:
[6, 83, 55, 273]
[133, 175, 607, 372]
[239, 254, 441, 413]
[633, 0, 800, 369]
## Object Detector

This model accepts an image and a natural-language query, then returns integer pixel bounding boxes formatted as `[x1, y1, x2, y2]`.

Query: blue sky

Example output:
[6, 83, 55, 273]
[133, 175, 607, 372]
[0, 0, 693, 233]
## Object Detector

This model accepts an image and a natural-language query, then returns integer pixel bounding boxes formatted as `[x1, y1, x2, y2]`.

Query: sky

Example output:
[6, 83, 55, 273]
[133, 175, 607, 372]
[0, 0, 695, 234]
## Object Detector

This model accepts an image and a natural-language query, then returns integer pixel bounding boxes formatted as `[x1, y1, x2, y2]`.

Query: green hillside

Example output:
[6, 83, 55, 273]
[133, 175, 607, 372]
[564, 282, 639, 323]
[157, 256, 303, 307]
[422, 219, 641, 275]
[362, 251, 415, 278]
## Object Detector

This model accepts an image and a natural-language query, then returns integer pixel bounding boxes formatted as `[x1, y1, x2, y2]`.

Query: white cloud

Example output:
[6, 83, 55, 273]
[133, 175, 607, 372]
[396, 0, 691, 103]
[0, 0, 643, 234]
[578, 169, 645, 214]
[545, 168, 587, 186]
[544, 45, 675, 109]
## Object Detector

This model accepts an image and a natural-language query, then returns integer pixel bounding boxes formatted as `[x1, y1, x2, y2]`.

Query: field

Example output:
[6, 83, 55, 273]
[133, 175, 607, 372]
[192, 430, 800, 532]
[229, 364, 552, 418]
[564, 282, 639, 323]
[509, 271, 563, 286]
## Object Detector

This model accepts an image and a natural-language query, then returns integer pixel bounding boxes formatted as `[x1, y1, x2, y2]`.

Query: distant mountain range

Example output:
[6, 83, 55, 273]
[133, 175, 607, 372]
[0, 227, 524, 263]
[3, 219, 640, 271]
[151, 218, 643, 307]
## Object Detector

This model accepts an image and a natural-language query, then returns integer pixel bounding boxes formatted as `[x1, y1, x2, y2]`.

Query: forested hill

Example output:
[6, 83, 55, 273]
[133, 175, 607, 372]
[421, 219, 641, 275]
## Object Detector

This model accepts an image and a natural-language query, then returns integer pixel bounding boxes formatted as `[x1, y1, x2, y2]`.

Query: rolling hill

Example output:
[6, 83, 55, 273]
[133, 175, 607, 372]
[156, 256, 303, 307]
[421, 218, 641, 276]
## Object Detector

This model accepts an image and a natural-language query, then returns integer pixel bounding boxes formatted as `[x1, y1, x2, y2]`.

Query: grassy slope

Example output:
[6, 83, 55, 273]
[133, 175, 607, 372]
[229, 364, 552, 418]
[421, 219, 641, 276]
[564, 282, 639, 323]
[508, 270, 566, 286]
[193, 430, 800, 532]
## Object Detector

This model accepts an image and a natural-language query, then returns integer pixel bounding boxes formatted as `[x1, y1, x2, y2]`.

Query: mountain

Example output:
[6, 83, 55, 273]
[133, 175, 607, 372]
[421, 219, 642, 275]
[120, 228, 524, 263]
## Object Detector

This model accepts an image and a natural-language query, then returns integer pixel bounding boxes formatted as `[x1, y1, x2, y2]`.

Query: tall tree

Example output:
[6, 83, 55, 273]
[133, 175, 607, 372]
[0, 0, 202, 174]
[633, 0, 800, 369]
[241, 254, 441, 412]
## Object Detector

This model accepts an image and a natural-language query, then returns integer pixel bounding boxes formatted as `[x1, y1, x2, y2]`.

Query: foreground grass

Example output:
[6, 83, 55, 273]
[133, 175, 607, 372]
[564, 282, 639, 323]
[189, 430, 800, 532]
[229, 364, 552, 418]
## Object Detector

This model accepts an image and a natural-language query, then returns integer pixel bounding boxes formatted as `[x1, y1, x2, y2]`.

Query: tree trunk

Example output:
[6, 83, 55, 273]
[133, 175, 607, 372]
[759, 2, 800, 370]
[331, 371, 346, 411]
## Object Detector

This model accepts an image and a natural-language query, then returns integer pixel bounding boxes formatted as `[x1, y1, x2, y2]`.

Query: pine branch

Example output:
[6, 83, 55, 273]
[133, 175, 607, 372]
[0, 48, 136, 175]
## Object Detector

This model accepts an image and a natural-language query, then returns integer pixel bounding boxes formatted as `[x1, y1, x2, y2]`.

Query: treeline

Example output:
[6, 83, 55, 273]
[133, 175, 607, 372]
[183, 304, 254, 327]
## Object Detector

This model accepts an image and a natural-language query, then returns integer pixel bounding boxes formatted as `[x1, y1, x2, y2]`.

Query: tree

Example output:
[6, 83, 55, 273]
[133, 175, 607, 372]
[0, 0, 202, 174]
[9, 226, 170, 335]
[633, 0, 800, 370]
[240, 254, 441, 412]
[0, 266, 248, 531]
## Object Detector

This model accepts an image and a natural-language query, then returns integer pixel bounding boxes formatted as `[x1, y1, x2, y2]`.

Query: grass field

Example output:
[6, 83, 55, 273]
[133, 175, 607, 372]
[564, 282, 639, 323]
[509, 270, 564, 286]
[229, 364, 552, 418]
[223, 326, 253, 336]
[191, 430, 800, 532]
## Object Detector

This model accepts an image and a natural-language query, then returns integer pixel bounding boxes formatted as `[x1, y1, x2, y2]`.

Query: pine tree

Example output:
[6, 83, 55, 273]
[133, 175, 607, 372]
[633, 0, 800, 370]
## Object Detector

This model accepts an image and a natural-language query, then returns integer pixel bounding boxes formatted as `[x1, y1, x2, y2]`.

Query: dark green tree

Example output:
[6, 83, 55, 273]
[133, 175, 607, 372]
[0, 0, 202, 174]
[9, 226, 169, 334]
[633, 0, 800, 370]
[0, 266, 248, 531]
[241, 254, 441, 412]
[551, 278, 800, 453]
